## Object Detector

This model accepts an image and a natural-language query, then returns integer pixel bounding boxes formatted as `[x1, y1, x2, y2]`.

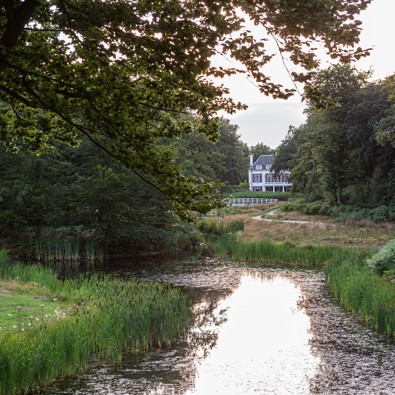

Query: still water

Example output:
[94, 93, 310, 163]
[44, 259, 395, 394]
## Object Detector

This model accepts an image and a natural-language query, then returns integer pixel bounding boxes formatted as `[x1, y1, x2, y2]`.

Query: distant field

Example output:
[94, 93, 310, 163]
[213, 206, 394, 249]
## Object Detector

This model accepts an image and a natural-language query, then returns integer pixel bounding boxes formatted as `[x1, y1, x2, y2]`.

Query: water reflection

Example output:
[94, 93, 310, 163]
[186, 275, 319, 394]
[43, 261, 395, 395]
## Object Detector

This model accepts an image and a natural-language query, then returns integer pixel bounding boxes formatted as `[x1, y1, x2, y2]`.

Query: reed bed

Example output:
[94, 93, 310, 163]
[0, 250, 192, 394]
[35, 238, 104, 273]
[216, 233, 371, 267]
[327, 260, 395, 337]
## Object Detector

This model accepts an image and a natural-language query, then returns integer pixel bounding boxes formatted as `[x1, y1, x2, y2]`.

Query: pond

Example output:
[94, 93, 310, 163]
[43, 258, 395, 394]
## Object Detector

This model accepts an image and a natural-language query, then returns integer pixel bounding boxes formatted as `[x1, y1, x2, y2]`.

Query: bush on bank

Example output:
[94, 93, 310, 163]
[367, 239, 395, 278]
[0, 250, 192, 395]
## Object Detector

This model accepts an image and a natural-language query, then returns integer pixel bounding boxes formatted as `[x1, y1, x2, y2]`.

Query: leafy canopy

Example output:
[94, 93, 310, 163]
[0, 0, 371, 218]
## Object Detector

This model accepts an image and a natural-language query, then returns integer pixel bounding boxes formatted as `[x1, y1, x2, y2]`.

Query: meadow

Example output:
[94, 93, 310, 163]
[0, 250, 192, 395]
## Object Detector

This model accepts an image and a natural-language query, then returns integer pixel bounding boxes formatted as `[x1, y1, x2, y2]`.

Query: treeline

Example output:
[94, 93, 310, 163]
[0, 119, 249, 258]
[273, 65, 395, 214]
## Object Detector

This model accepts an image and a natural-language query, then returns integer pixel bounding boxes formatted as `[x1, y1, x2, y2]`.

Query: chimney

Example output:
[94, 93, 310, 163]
[249, 154, 254, 166]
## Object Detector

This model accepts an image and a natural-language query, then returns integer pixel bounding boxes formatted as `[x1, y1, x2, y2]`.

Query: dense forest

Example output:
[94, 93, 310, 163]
[0, 118, 250, 258]
[272, 65, 395, 217]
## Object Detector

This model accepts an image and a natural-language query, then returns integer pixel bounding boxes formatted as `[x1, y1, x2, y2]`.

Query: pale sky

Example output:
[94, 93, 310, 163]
[221, 0, 395, 149]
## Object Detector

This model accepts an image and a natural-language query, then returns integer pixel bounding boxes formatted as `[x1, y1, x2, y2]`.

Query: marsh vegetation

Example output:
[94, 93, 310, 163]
[0, 251, 192, 395]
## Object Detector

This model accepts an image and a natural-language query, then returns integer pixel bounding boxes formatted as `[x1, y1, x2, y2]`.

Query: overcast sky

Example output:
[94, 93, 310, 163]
[220, 0, 395, 149]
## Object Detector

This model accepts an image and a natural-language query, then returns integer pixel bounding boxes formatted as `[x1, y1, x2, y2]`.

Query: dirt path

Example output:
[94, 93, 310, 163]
[253, 209, 334, 226]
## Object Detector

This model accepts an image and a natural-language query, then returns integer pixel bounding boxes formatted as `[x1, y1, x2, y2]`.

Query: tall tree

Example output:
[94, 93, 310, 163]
[250, 143, 275, 159]
[0, 0, 371, 217]
[171, 118, 248, 186]
[275, 67, 395, 207]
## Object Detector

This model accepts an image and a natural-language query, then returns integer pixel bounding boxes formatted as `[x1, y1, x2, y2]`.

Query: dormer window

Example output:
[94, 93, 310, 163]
[256, 165, 262, 170]
[266, 164, 271, 170]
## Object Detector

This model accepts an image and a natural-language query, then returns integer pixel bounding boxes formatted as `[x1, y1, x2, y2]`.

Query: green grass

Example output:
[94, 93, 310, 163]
[216, 233, 371, 268]
[0, 250, 192, 394]
[0, 287, 60, 329]
[327, 259, 395, 337]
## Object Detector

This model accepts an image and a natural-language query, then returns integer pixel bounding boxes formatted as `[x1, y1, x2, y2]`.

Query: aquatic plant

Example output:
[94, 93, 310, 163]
[327, 259, 395, 337]
[0, 250, 192, 394]
[216, 233, 370, 268]
[198, 219, 244, 238]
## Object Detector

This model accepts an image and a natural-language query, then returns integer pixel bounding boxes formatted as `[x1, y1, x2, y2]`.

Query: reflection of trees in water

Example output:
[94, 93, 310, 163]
[185, 288, 233, 359]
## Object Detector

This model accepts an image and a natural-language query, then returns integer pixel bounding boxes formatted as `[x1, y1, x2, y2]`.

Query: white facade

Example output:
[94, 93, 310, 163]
[248, 154, 292, 192]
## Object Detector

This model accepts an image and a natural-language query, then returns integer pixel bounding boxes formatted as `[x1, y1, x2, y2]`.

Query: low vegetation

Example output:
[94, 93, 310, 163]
[216, 233, 371, 268]
[280, 199, 395, 223]
[327, 259, 395, 337]
[213, 207, 394, 249]
[0, 251, 192, 395]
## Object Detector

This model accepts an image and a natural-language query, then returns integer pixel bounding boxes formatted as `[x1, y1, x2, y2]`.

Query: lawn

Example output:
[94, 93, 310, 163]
[0, 280, 70, 331]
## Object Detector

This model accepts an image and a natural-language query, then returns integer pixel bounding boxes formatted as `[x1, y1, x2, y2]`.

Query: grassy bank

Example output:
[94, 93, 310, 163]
[327, 259, 395, 337]
[216, 233, 371, 268]
[0, 250, 192, 394]
[200, 211, 395, 338]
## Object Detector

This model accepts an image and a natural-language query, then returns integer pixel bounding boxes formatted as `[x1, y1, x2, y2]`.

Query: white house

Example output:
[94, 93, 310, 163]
[248, 154, 292, 192]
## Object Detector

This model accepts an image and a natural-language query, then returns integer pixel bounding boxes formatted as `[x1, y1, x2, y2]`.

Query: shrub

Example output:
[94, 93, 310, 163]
[304, 201, 331, 216]
[369, 205, 389, 222]
[197, 219, 244, 237]
[367, 239, 395, 276]
[226, 220, 244, 233]
[280, 198, 306, 212]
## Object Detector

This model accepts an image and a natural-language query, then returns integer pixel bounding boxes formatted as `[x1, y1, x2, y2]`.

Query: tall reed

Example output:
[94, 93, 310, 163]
[0, 251, 192, 394]
[327, 259, 395, 337]
[216, 233, 371, 267]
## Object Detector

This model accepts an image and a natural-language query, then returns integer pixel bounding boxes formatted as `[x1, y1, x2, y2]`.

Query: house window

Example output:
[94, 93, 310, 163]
[253, 186, 262, 191]
[252, 174, 262, 183]
[265, 174, 273, 183]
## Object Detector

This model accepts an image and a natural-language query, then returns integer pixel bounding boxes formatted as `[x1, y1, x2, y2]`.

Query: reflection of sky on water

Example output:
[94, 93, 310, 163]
[44, 262, 395, 395]
[186, 275, 319, 394]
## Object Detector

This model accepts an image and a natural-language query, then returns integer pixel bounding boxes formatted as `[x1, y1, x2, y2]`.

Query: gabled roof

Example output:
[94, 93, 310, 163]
[249, 154, 274, 171]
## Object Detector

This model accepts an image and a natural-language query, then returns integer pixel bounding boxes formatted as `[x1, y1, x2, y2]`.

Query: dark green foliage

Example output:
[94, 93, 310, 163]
[330, 205, 395, 222]
[0, 140, 200, 255]
[0, 1, 371, 217]
[367, 239, 395, 276]
[249, 143, 275, 159]
[274, 66, 395, 210]
[171, 118, 249, 186]
[280, 198, 306, 212]
[304, 201, 332, 216]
